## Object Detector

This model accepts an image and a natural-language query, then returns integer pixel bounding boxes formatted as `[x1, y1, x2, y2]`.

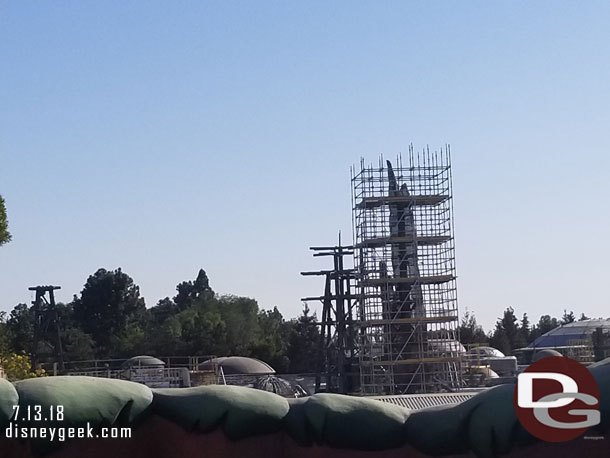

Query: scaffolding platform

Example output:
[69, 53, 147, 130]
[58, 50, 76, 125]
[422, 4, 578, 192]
[363, 357, 460, 365]
[358, 315, 458, 326]
[356, 194, 449, 208]
[361, 275, 455, 286]
[355, 235, 451, 248]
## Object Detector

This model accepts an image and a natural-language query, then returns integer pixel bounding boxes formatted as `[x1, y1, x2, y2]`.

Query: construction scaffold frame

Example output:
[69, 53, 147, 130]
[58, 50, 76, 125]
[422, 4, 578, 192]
[351, 145, 462, 395]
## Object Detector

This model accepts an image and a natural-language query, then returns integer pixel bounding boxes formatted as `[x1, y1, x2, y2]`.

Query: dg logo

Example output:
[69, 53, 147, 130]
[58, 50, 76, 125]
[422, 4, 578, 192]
[514, 356, 600, 442]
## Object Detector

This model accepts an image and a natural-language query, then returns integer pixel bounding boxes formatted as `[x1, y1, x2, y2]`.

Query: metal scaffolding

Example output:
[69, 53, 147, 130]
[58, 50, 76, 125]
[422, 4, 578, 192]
[352, 145, 461, 395]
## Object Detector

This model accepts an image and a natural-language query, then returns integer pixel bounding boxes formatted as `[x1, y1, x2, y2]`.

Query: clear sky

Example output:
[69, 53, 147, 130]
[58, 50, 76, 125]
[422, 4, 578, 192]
[1, 1, 609, 332]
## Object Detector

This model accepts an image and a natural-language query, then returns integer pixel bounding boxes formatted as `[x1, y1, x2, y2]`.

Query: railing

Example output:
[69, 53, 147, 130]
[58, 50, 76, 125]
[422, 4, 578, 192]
[39, 355, 217, 375]
[66, 367, 191, 388]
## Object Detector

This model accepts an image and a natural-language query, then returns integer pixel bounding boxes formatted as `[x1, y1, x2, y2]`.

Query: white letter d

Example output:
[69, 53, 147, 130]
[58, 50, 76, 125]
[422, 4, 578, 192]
[518, 372, 578, 408]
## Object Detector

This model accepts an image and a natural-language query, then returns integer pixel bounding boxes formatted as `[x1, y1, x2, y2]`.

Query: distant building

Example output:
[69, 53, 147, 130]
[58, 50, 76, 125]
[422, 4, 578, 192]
[529, 319, 610, 348]
[516, 319, 610, 364]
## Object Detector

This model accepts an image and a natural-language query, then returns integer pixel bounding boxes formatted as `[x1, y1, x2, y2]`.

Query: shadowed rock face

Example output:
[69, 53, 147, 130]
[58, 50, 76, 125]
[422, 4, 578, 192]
[383, 161, 425, 392]
[386, 160, 423, 315]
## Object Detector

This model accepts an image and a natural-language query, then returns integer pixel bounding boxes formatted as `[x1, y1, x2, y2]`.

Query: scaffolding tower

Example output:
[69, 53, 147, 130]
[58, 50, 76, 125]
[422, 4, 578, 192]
[352, 146, 461, 395]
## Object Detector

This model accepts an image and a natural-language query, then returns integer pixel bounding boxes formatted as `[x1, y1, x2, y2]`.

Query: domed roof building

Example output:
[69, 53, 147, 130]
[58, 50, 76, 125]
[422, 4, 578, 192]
[528, 319, 610, 348]
[198, 356, 275, 375]
[121, 355, 165, 369]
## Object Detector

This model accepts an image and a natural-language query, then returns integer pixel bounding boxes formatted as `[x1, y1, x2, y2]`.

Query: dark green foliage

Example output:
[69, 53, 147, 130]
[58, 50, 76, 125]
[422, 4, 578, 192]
[561, 309, 576, 325]
[4, 265, 594, 376]
[174, 268, 214, 311]
[218, 295, 260, 356]
[250, 307, 291, 373]
[0, 195, 11, 246]
[519, 313, 531, 346]
[458, 310, 488, 345]
[3, 301, 97, 364]
[61, 326, 96, 361]
[0, 312, 10, 354]
[3, 267, 319, 374]
[6, 304, 34, 355]
[150, 297, 178, 324]
[143, 271, 319, 372]
[72, 268, 147, 358]
[529, 314, 559, 342]
[489, 307, 524, 355]
[148, 293, 289, 363]
[536, 314, 559, 334]
[287, 304, 320, 373]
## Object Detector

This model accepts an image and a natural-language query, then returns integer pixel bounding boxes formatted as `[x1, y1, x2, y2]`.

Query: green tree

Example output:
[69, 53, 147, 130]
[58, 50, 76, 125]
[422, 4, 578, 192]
[144, 297, 181, 355]
[0, 312, 11, 354]
[489, 307, 524, 354]
[61, 326, 95, 361]
[174, 269, 214, 311]
[72, 268, 146, 358]
[250, 307, 291, 372]
[537, 314, 559, 334]
[4, 301, 88, 364]
[144, 270, 215, 355]
[173, 305, 228, 355]
[6, 303, 35, 354]
[108, 321, 148, 358]
[530, 314, 559, 342]
[143, 271, 249, 357]
[218, 295, 259, 356]
[561, 310, 576, 325]
[458, 310, 488, 345]
[520, 313, 531, 345]
[287, 304, 320, 373]
[0, 195, 11, 246]
[149, 297, 178, 324]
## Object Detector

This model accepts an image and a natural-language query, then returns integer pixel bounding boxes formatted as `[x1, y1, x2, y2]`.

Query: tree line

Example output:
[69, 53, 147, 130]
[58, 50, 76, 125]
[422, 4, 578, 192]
[458, 307, 593, 355]
[0, 197, 598, 372]
[0, 268, 320, 375]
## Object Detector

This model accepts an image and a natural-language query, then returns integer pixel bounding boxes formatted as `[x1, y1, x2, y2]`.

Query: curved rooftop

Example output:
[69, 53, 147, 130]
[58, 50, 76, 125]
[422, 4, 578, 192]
[199, 356, 275, 375]
[122, 355, 165, 368]
[528, 319, 610, 348]
[468, 346, 505, 357]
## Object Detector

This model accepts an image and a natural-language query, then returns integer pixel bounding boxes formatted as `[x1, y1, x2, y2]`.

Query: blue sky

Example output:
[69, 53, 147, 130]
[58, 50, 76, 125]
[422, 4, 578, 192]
[1, 1, 609, 331]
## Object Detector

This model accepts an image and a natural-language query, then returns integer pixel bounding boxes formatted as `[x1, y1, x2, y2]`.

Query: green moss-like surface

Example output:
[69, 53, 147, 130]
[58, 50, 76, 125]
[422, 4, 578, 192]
[153, 385, 289, 439]
[302, 393, 410, 450]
